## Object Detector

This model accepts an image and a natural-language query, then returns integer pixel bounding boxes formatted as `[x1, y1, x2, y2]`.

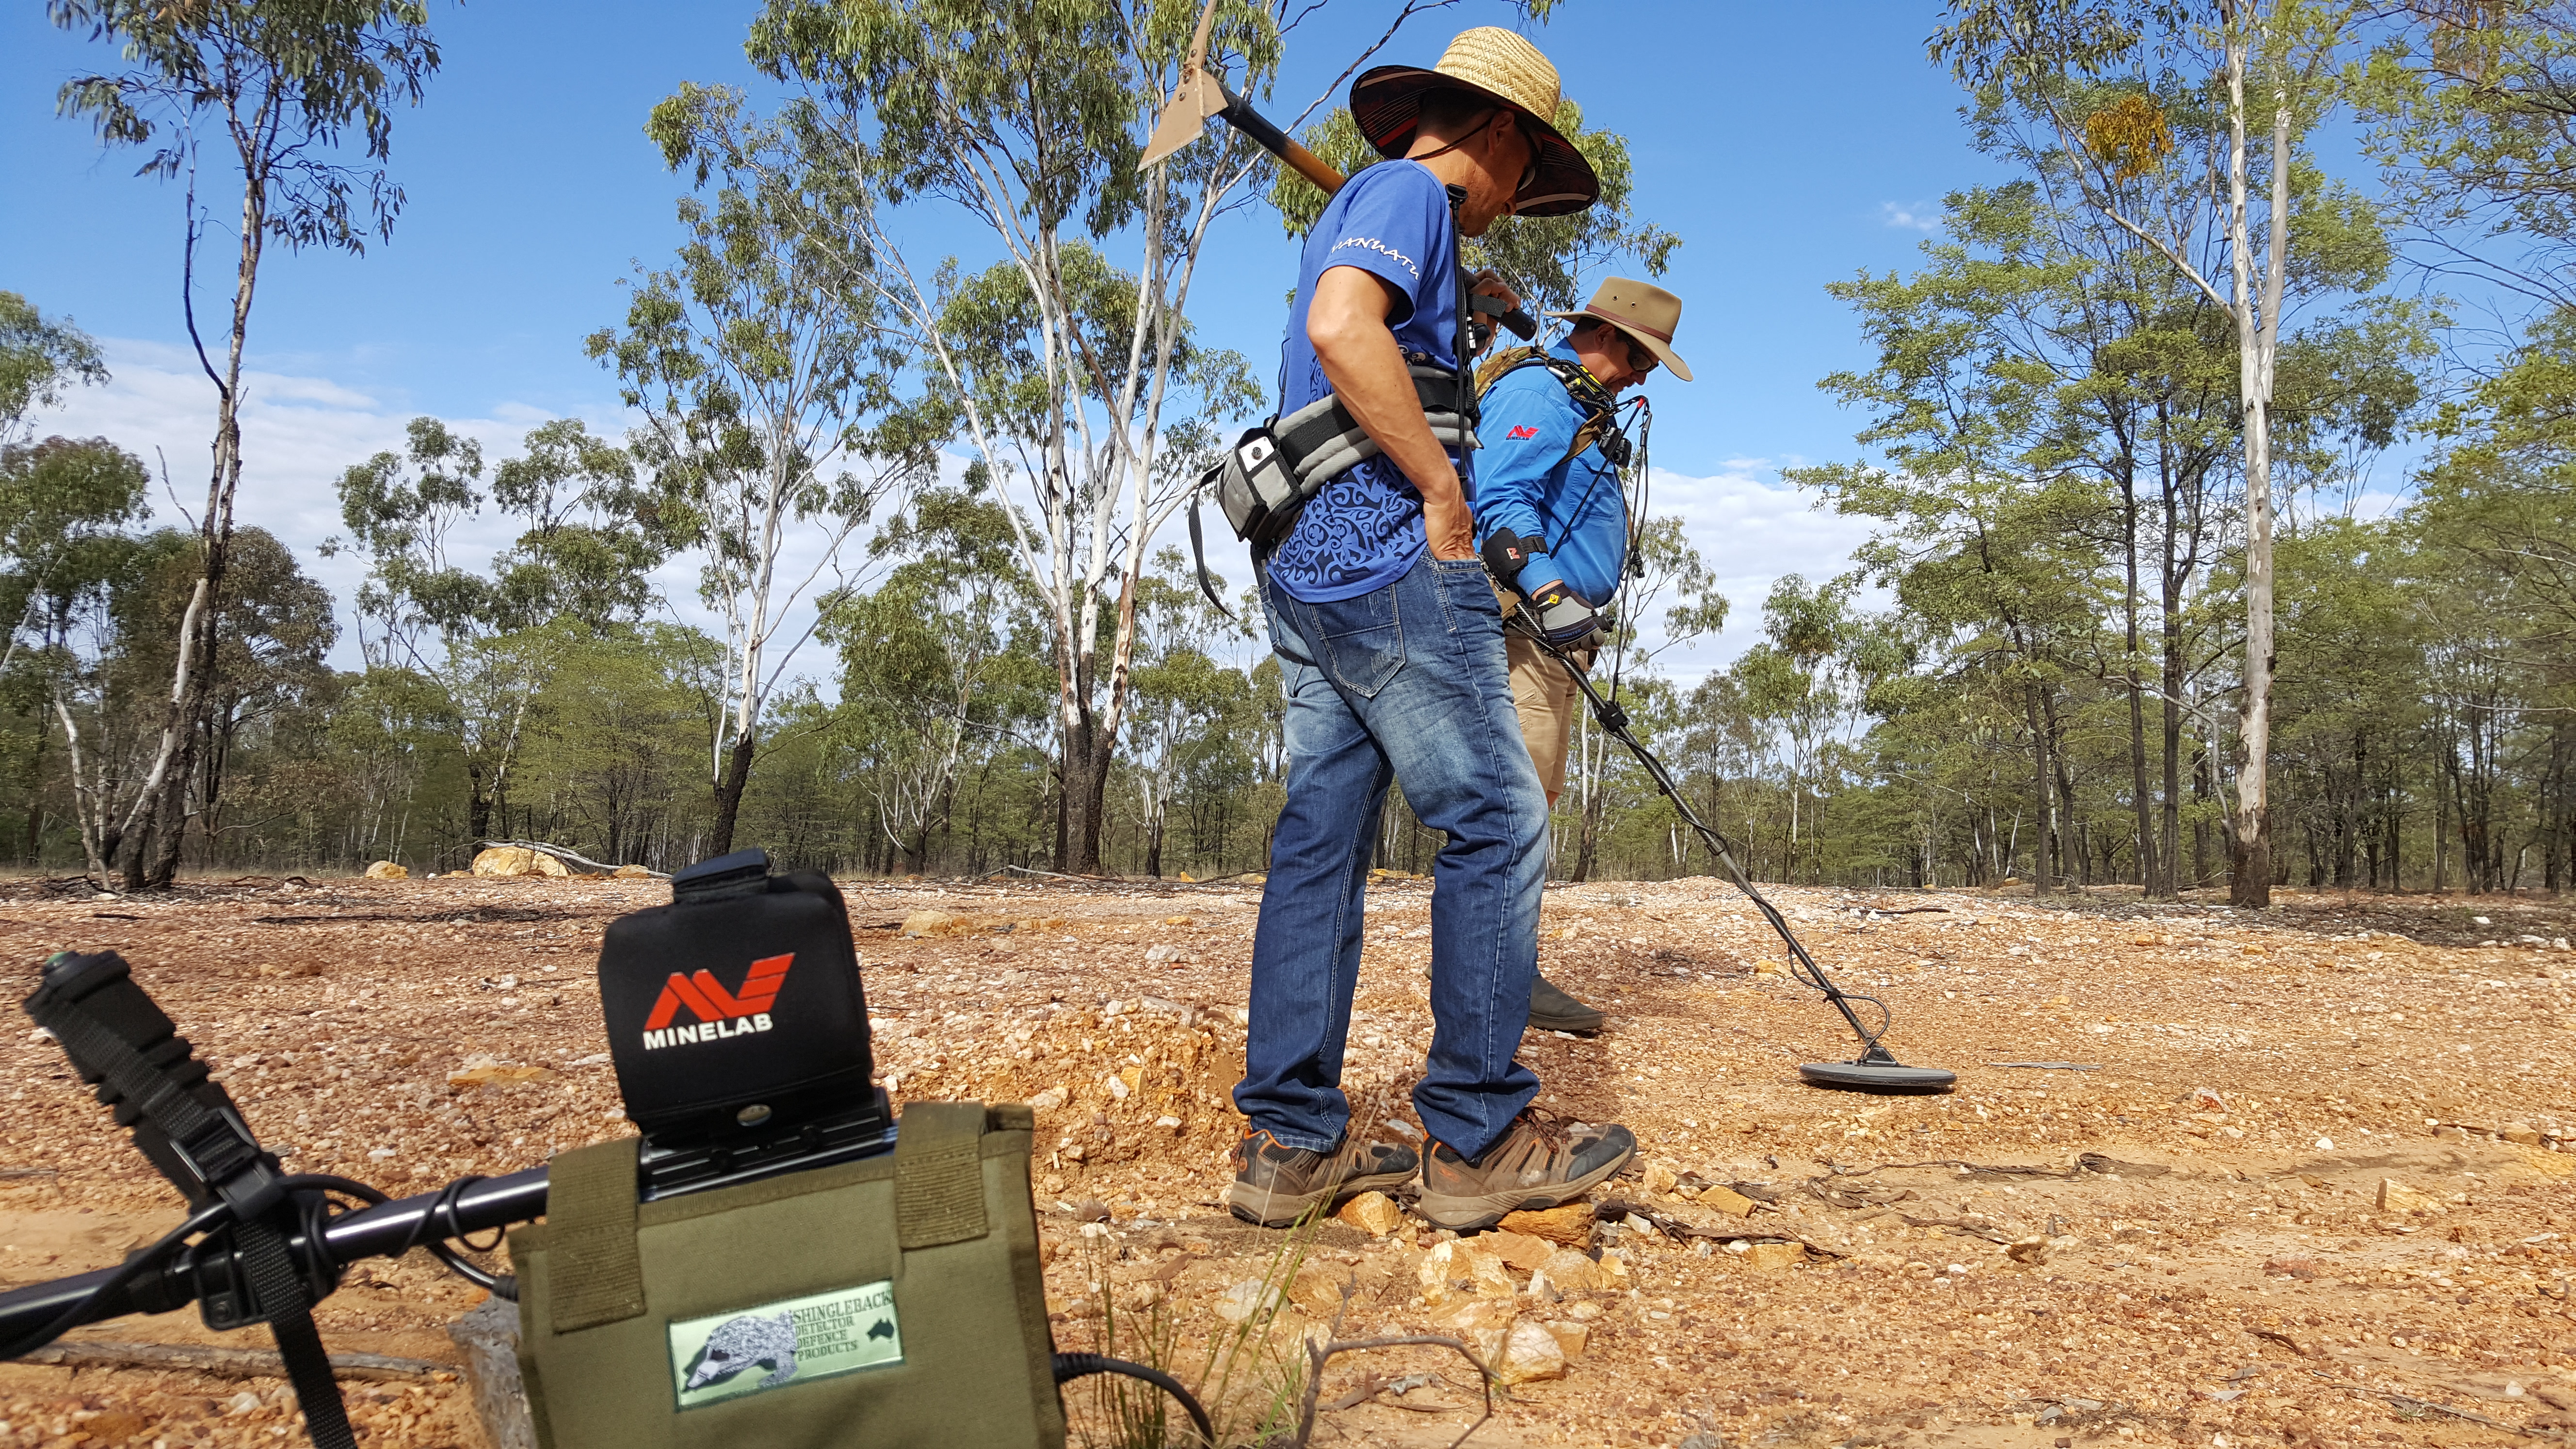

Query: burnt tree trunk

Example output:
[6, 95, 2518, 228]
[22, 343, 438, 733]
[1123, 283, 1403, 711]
[707, 730, 757, 858]
[2025, 683, 2055, 894]
[1057, 720, 1112, 876]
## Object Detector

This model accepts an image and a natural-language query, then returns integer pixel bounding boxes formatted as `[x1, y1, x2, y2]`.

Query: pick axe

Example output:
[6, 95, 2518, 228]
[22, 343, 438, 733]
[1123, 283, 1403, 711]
[1140, 0, 1537, 341]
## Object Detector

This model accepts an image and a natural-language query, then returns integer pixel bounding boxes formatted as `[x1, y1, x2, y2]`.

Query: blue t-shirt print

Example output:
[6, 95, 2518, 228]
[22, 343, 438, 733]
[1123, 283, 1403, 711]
[1264, 160, 1465, 604]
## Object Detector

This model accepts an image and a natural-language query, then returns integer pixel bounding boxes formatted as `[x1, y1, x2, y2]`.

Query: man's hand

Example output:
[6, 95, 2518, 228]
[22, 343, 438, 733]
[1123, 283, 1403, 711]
[1423, 490, 1475, 560]
[1525, 578, 1604, 645]
[1467, 270, 1520, 355]
[1308, 266, 1478, 559]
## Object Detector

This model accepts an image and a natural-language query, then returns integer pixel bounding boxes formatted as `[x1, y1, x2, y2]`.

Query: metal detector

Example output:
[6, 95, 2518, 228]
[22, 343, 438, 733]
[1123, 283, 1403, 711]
[1515, 617, 1956, 1092]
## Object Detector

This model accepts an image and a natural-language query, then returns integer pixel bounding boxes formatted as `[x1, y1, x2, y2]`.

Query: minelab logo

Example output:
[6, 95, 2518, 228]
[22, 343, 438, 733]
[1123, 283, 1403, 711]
[640, 953, 791, 1050]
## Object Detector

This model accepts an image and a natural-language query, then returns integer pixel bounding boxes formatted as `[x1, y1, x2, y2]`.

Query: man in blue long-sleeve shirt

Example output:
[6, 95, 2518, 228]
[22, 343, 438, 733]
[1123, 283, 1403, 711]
[1473, 278, 1692, 1033]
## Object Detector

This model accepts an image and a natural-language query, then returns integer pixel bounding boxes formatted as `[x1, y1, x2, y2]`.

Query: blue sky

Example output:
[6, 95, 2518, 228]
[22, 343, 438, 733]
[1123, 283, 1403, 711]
[1, 0, 2014, 679]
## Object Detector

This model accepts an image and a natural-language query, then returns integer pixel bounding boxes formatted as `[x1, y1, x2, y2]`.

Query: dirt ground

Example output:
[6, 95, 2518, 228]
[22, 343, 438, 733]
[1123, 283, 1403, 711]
[0, 869, 2569, 1449]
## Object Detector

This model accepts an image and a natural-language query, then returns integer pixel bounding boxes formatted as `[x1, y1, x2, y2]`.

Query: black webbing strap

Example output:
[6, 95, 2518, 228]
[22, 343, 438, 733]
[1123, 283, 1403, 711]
[1446, 186, 1479, 461]
[1189, 489, 1232, 617]
[40, 1008, 261, 1206]
[34, 1004, 354, 1449]
[239, 1223, 357, 1449]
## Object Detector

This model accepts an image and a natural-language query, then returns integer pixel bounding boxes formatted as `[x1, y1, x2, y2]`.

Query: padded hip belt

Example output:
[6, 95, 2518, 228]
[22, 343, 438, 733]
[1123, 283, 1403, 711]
[1204, 361, 1480, 550]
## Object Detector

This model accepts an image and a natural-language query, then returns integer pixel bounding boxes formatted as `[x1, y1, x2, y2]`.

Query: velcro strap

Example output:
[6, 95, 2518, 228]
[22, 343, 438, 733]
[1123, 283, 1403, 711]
[894, 1101, 990, 1250]
[544, 1137, 646, 1331]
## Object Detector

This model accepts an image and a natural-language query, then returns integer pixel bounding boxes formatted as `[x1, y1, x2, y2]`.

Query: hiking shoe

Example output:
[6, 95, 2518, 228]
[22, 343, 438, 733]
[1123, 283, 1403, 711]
[1417, 1112, 1635, 1231]
[1528, 972, 1605, 1034]
[1225, 1128, 1419, 1229]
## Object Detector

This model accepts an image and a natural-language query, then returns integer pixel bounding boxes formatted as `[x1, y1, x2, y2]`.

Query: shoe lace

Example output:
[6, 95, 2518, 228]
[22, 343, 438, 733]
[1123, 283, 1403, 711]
[1513, 1107, 1573, 1156]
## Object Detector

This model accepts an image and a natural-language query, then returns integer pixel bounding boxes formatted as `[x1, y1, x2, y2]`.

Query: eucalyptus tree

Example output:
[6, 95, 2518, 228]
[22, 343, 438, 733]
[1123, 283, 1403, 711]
[1, 437, 148, 865]
[1557, 517, 1724, 882]
[1936, 104, 2240, 897]
[824, 481, 1050, 874]
[0, 297, 117, 849]
[1937, 0, 2382, 905]
[2358, 1, 2576, 309]
[489, 419, 669, 632]
[734, 0, 1479, 873]
[52, 527, 330, 882]
[50, 0, 442, 886]
[1121, 547, 1253, 879]
[1793, 193, 2118, 891]
[335, 418, 674, 843]
[0, 293, 108, 449]
[604, 87, 950, 855]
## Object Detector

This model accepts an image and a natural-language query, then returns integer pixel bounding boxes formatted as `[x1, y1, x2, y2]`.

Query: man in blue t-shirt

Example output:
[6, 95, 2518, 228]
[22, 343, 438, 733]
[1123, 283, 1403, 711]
[1227, 28, 1637, 1234]
[1474, 276, 1693, 1041]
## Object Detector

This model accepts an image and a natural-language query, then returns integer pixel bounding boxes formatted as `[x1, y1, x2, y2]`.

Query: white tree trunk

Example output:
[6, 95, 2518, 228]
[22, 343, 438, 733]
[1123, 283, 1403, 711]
[2222, 5, 2286, 908]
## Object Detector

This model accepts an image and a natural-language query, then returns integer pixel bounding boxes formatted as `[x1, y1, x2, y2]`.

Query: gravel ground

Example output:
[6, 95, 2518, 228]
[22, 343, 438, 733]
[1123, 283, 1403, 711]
[0, 870, 2569, 1449]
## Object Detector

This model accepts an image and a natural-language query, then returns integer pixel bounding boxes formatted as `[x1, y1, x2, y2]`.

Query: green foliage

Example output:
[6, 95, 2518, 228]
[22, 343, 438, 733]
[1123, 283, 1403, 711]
[2, 436, 150, 632]
[49, 0, 442, 252]
[823, 483, 1054, 870]
[2355, 2, 2576, 304]
[0, 294, 108, 445]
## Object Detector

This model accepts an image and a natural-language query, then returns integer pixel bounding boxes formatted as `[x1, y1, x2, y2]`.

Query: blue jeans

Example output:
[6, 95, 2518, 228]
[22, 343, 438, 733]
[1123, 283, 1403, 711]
[1233, 553, 1549, 1161]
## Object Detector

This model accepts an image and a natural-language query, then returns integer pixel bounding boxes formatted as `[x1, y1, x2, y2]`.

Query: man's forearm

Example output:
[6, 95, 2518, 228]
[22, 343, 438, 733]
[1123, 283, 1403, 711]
[1312, 321, 1461, 507]
[1306, 268, 1473, 557]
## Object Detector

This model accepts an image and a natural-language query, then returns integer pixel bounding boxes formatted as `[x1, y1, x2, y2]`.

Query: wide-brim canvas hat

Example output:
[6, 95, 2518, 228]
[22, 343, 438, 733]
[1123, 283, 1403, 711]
[1347, 27, 1600, 218]
[1551, 276, 1692, 382]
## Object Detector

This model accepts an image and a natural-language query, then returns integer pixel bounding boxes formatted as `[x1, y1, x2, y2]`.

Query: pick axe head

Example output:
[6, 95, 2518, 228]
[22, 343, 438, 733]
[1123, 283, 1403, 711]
[1142, 0, 1233, 171]
[1141, 63, 1229, 172]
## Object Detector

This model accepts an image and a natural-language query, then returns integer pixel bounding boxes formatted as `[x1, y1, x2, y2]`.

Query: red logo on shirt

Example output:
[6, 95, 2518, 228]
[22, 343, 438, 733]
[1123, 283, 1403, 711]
[1506, 425, 1539, 440]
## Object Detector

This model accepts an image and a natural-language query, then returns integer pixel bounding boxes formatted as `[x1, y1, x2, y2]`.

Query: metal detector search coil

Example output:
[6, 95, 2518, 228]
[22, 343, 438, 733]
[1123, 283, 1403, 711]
[1508, 613, 1957, 1093]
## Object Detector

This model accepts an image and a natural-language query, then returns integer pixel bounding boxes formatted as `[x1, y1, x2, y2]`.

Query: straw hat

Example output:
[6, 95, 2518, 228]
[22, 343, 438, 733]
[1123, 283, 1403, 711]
[1552, 277, 1692, 382]
[1347, 28, 1600, 218]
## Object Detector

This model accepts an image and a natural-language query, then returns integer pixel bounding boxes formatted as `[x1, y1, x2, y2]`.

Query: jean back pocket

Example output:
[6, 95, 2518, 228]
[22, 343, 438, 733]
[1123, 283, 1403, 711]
[1308, 586, 1406, 698]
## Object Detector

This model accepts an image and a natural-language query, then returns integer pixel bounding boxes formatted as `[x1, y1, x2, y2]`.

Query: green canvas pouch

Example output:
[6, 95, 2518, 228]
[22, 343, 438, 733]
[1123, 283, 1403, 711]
[509, 1102, 1063, 1449]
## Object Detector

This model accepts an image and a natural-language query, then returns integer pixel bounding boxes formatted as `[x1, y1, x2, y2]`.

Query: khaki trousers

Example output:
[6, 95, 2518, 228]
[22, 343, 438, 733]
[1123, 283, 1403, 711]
[1506, 628, 1595, 808]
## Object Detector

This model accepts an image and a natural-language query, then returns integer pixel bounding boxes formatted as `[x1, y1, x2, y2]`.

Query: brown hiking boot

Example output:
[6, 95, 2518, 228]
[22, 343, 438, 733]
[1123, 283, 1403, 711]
[1417, 1111, 1635, 1231]
[1225, 1128, 1419, 1229]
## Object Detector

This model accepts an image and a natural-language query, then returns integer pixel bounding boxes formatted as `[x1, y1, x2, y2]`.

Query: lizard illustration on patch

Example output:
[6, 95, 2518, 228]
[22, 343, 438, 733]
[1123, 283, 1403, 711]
[683, 1310, 799, 1392]
[668, 1280, 902, 1409]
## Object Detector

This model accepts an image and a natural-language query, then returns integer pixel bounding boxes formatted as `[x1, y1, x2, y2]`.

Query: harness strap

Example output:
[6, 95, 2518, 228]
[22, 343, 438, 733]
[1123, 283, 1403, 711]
[1271, 363, 1481, 489]
[1189, 489, 1231, 617]
[239, 1223, 359, 1449]
[1475, 349, 1622, 469]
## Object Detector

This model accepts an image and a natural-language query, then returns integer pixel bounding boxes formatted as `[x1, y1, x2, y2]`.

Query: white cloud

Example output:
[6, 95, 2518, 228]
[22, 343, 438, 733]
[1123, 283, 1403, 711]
[33, 341, 505, 647]
[1626, 460, 1879, 684]
[26, 341, 740, 673]
[1879, 200, 1939, 233]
